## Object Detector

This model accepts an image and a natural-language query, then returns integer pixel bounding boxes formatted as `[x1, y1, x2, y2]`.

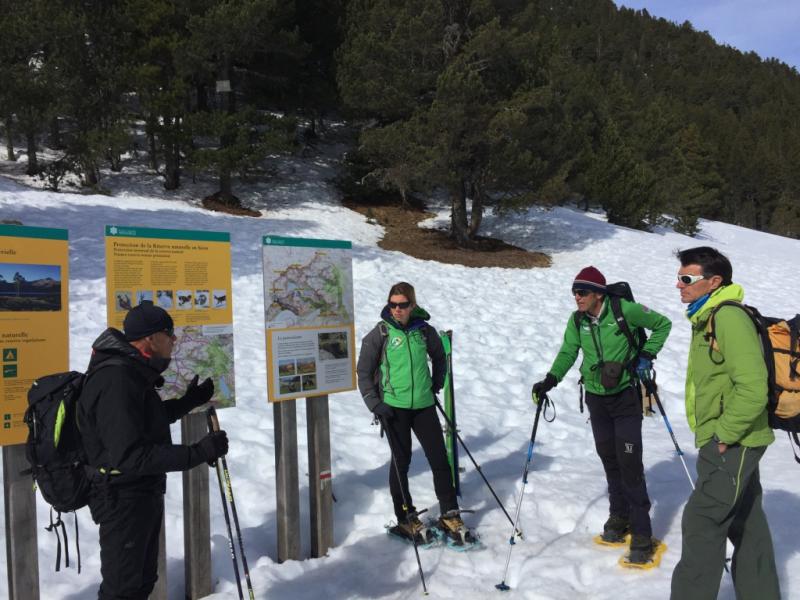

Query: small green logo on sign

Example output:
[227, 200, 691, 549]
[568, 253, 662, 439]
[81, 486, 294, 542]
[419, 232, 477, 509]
[3, 348, 17, 362]
[3, 365, 17, 378]
[3, 414, 10, 421]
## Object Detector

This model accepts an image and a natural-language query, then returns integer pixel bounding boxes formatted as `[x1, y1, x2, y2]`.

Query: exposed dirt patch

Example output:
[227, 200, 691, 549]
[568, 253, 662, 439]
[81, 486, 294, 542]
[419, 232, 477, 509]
[344, 199, 550, 269]
[202, 193, 261, 217]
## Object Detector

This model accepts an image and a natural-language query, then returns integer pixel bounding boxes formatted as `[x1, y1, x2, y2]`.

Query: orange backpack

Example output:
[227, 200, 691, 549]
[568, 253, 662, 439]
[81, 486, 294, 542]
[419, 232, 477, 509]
[706, 302, 800, 461]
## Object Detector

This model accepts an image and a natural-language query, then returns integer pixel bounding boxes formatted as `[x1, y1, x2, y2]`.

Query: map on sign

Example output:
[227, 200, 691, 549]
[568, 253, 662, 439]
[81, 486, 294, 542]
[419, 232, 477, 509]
[264, 247, 353, 329]
[162, 325, 235, 408]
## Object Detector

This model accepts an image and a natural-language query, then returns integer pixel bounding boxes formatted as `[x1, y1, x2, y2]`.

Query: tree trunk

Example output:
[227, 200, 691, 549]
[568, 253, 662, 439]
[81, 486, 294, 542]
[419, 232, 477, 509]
[109, 150, 122, 172]
[146, 114, 159, 171]
[217, 171, 233, 201]
[25, 129, 38, 176]
[195, 83, 208, 112]
[83, 163, 98, 186]
[216, 59, 239, 206]
[468, 181, 484, 238]
[450, 179, 470, 246]
[49, 117, 62, 150]
[4, 116, 14, 161]
[163, 116, 181, 191]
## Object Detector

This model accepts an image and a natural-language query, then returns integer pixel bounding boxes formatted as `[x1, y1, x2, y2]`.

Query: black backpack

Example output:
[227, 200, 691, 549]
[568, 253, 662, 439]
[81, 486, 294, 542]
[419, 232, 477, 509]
[25, 372, 90, 514]
[23, 362, 119, 571]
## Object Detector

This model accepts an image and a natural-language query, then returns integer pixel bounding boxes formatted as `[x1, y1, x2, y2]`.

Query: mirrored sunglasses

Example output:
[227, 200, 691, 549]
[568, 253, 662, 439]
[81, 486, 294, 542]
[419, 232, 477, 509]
[677, 273, 705, 285]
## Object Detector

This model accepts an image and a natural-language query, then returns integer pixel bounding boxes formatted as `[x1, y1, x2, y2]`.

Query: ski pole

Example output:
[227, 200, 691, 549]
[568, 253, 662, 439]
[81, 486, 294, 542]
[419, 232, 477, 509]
[380, 416, 429, 596]
[207, 407, 255, 600]
[642, 379, 694, 490]
[206, 417, 243, 599]
[496, 393, 552, 592]
[433, 397, 523, 538]
[643, 377, 738, 574]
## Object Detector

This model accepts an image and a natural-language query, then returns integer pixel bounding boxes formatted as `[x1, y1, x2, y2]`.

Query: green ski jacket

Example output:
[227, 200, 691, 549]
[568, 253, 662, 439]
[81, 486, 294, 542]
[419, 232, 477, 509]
[357, 306, 446, 411]
[549, 298, 672, 395]
[684, 284, 774, 448]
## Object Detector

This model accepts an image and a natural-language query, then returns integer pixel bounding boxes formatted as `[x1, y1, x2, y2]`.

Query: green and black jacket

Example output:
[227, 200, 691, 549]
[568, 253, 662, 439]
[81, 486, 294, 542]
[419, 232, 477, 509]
[549, 298, 672, 395]
[357, 305, 445, 411]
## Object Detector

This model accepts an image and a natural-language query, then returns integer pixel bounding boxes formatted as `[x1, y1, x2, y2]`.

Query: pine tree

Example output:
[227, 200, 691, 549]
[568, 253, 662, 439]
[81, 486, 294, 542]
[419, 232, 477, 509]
[586, 120, 654, 229]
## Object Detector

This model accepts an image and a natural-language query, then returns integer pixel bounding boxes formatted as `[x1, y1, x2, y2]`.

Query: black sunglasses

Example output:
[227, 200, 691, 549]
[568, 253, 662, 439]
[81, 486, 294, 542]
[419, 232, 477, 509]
[162, 327, 175, 337]
[571, 289, 591, 297]
[388, 301, 411, 309]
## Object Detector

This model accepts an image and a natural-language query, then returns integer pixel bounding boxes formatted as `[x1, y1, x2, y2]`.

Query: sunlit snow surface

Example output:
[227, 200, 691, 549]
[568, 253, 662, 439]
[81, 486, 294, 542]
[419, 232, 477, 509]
[1, 146, 798, 599]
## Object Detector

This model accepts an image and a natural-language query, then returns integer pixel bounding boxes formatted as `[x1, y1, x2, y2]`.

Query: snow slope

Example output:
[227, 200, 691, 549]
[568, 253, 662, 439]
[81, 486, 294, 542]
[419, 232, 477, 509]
[1, 153, 799, 600]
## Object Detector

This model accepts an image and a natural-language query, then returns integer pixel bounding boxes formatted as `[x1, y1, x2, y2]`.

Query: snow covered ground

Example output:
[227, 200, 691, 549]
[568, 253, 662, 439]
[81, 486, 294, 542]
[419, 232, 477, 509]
[1, 147, 799, 599]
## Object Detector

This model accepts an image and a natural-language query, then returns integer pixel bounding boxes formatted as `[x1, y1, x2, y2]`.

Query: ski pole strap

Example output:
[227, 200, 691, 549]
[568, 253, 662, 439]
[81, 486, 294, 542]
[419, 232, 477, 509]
[542, 394, 556, 423]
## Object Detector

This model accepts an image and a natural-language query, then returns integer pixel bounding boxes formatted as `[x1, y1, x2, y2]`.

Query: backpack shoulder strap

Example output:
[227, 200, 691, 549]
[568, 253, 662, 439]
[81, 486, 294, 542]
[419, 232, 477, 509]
[572, 310, 582, 332]
[705, 300, 748, 342]
[376, 321, 389, 365]
[610, 296, 638, 357]
[789, 315, 800, 381]
[706, 301, 770, 369]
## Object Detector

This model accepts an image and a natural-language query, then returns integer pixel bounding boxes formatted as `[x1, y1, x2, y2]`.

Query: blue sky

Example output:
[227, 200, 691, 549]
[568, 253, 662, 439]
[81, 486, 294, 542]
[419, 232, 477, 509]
[615, 1, 800, 69]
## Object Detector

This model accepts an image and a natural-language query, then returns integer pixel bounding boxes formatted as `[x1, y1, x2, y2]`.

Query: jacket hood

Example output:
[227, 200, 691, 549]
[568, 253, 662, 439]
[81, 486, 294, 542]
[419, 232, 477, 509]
[381, 305, 431, 331]
[88, 328, 163, 383]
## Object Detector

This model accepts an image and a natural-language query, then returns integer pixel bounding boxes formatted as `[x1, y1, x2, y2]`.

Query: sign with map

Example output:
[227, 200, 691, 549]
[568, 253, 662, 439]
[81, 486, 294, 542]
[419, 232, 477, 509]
[105, 226, 235, 408]
[0, 224, 69, 445]
[262, 236, 355, 402]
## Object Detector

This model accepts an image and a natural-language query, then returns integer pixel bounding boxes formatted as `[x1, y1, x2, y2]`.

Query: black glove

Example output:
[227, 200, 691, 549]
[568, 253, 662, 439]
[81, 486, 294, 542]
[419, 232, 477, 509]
[532, 373, 557, 403]
[372, 402, 395, 420]
[194, 430, 229, 466]
[181, 375, 215, 411]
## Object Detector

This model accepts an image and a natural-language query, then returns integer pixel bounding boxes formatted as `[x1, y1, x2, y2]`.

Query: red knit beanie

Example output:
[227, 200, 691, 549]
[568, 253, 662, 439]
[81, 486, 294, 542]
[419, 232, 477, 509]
[573, 266, 606, 293]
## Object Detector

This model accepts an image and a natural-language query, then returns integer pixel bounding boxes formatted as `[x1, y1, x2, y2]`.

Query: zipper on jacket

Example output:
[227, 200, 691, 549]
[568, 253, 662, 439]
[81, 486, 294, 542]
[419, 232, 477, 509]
[406, 330, 415, 409]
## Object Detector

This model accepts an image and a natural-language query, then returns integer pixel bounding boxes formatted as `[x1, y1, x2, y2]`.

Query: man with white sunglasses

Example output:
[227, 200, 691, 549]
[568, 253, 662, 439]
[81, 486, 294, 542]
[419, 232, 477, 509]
[671, 246, 780, 600]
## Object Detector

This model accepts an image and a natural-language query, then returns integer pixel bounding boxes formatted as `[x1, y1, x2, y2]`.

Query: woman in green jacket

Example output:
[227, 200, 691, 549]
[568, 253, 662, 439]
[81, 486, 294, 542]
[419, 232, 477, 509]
[357, 282, 474, 546]
[532, 266, 672, 564]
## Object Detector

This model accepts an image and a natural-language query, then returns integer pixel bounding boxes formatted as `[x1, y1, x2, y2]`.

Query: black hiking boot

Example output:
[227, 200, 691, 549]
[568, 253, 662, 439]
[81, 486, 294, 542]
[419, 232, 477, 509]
[601, 514, 630, 543]
[628, 534, 655, 564]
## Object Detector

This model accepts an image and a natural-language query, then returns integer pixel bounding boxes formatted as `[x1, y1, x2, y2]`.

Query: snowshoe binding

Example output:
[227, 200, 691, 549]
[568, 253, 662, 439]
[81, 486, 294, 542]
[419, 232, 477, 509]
[436, 510, 480, 551]
[619, 535, 667, 570]
[386, 512, 438, 548]
[593, 514, 631, 547]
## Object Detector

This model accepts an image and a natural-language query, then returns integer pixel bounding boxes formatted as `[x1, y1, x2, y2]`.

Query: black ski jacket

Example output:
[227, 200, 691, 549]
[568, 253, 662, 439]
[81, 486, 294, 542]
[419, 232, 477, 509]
[77, 328, 205, 493]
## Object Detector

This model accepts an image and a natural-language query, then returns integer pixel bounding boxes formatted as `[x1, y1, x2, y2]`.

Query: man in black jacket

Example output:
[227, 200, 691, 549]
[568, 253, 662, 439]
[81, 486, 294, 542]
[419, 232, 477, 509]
[78, 301, 229, 600]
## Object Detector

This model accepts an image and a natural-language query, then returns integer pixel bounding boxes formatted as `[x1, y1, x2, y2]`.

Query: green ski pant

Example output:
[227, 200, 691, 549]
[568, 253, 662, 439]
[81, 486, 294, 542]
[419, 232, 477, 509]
[671, 442, 780, 600]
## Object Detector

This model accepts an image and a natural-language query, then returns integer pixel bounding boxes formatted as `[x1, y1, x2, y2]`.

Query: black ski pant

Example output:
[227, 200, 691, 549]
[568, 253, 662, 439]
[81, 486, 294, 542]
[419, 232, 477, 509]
[383, 404, 459, 521]
[88, 487, 164, 600]
[586, 385, 652, 537]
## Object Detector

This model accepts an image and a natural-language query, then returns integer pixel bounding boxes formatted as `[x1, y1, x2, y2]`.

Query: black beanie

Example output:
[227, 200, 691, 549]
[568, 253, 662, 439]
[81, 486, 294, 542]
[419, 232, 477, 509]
[123, 301, 174, 341]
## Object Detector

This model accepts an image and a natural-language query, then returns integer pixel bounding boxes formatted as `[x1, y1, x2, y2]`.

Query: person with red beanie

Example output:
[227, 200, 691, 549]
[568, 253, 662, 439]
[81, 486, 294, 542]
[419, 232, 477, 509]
[532, 266, 672, 564]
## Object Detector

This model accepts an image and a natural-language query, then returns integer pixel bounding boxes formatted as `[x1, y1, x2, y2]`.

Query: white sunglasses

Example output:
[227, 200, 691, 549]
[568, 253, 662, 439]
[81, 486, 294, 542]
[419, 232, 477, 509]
[677, 273, 705, 285]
